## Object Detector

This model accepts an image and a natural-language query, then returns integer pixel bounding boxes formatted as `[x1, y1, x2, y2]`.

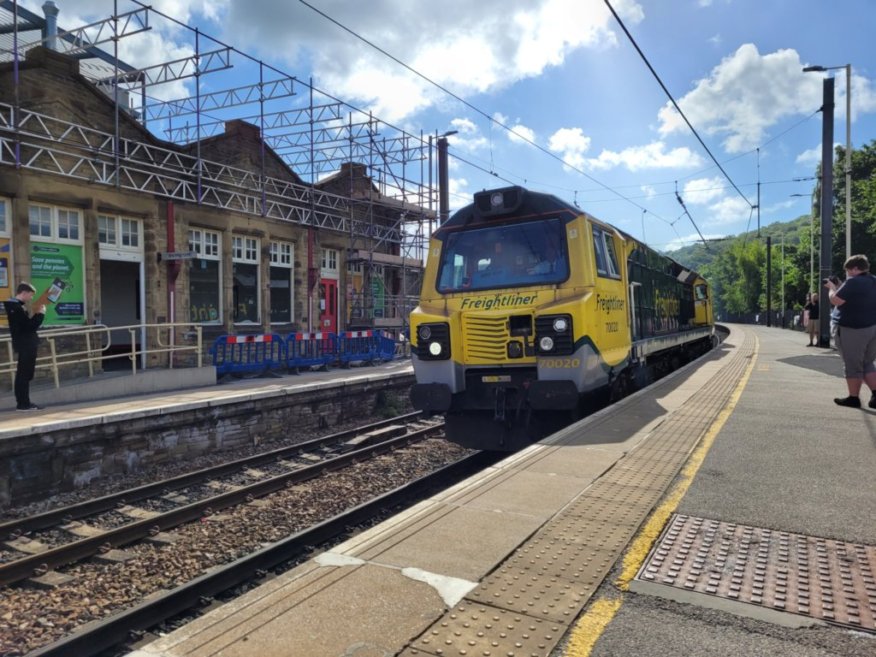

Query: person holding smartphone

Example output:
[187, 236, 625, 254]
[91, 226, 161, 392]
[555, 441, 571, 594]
[4, 282, 46, 411]
[825, 255, 876, 409]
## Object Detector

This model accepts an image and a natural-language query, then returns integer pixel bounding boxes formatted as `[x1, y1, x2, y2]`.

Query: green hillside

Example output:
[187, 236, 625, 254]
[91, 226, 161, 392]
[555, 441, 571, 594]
[659, 138, 876, 318]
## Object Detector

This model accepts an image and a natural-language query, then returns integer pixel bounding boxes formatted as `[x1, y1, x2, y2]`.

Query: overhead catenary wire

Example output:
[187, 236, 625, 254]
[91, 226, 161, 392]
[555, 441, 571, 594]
[675, 182, 708, 247]
[296, 0, 672, 224]
[604, 0, 753, 210]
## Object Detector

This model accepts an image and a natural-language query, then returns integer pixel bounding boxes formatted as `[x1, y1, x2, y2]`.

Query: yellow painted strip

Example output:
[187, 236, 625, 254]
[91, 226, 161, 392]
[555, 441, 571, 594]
[562, 335, 759, 656]
[561, 597, 622, 657]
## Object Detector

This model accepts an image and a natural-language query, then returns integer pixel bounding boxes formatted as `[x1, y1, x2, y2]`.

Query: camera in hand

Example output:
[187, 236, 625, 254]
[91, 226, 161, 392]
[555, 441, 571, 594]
[822, 275, 840, 285]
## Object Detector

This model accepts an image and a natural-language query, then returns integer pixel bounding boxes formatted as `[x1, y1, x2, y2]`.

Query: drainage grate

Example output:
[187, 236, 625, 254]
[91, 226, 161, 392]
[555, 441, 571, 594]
[636, 514, 876, 631]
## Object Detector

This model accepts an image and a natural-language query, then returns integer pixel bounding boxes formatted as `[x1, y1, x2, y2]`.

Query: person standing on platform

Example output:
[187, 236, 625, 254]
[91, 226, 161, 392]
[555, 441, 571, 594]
[803, 292, 819, 347]
[4, 282, 46, 411]
[825, 255, 876, 409]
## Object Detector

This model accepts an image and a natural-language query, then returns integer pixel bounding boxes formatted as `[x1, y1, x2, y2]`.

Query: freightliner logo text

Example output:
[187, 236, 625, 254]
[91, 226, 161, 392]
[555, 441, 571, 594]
[460, 293, 539, 310]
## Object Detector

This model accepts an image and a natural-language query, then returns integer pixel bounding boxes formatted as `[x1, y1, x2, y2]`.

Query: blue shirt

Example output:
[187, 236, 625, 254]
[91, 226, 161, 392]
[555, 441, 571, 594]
[835, 273, 876, 328]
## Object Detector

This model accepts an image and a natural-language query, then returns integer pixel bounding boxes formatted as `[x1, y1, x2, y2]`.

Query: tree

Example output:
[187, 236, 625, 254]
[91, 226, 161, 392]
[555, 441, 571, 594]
[813, 139, 876, 271]
[666, 138, 876, 320]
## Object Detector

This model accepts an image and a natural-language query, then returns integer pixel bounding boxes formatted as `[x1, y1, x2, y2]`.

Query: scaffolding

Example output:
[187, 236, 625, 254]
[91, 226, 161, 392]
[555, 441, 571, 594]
[0, 0, 437, 334]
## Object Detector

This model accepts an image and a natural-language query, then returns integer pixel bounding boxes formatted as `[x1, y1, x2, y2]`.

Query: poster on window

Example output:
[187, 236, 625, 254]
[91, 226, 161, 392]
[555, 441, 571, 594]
[30, 242, 85, 325]
[371, 273, 386, 319]
[0, 238, 11, 326]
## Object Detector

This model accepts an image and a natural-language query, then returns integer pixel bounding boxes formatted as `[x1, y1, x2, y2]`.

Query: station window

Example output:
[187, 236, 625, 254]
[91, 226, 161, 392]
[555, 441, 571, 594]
[188, 228, 222, 323]
[98, 215, 142, 251]
[29, 205, 52, 239]
[321, 248, 338, 273]
[269, 240, 294, 325]
[0, 198, 7, 234]
[232, 236, 260, 323]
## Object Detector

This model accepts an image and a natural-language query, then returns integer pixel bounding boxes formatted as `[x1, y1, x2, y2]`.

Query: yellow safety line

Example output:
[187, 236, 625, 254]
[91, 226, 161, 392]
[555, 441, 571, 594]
[562, 335, 759, 656]
[562, 597, 623, 657]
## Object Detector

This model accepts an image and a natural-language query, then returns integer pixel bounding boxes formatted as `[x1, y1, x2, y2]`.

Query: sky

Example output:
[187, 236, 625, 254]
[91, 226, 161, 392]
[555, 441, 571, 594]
[19, 0, 876, 252]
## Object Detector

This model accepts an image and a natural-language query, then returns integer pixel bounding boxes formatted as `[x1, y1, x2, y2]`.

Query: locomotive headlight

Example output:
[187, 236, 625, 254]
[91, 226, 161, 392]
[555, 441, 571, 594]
[490, 191, 504, 208]
[416, 322, 450, 360]
[552, 317, 569, 333]
[539, 336, 555, 352]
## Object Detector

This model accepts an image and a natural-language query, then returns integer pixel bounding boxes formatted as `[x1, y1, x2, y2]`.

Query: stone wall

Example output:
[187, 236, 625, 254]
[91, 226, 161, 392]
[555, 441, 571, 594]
[0, 373, 415, 508]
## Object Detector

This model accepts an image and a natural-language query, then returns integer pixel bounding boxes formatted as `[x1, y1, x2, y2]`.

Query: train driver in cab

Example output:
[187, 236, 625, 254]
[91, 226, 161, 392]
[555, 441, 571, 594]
[528, 239, 565, 276]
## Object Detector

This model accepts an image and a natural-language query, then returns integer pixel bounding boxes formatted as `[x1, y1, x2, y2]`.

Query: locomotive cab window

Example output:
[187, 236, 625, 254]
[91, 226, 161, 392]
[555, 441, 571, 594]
[437, 217, 568, 292]
[592, 227, 620, 279]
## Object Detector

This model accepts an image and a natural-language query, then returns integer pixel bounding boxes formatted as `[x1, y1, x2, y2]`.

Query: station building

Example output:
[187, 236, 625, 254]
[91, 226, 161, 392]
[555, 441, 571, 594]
[0, 15, 431, 370]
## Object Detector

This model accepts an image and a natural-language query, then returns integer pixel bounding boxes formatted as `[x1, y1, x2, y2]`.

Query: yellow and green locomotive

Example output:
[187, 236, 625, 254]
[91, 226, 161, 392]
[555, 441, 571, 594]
[409, 186, 715, 451]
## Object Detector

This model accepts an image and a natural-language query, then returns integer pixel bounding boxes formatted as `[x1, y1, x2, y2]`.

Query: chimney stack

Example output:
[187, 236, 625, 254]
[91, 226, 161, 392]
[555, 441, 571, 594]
[42, 1, 59, 51]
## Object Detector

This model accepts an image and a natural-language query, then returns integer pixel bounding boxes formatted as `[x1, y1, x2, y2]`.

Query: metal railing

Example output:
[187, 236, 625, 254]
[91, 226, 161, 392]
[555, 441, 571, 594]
[1, 323, 203, 389]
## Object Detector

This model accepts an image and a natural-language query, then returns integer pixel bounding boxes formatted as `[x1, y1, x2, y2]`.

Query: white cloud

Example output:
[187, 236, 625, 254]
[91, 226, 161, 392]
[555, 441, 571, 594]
[449, 176, 470, 212]
[641, 185, 657, 199]
[21, 0, 227, 101]
[663, 232, 727, 252]
[447, 117, 488, 152]
[587, 142, 704, 171]
[547, 127, 591, 169]
[214, 0, 644, 122]
[682, 176, 725, 204]
[795, 145, 822, 166]
[491, 113, 536, 145]
[658, 44, 823, 153]
[509, 124, 536, 145]
[703, 196, 754, 226]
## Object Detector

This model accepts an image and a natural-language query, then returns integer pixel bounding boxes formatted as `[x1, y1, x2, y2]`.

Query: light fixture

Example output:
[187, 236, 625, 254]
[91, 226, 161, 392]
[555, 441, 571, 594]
[803, 63, 852, 259]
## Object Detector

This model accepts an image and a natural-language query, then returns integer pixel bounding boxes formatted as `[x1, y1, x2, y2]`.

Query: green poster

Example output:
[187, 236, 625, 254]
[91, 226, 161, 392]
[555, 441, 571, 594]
[30, 242, 85, 325]
[371, 274, 386, 318]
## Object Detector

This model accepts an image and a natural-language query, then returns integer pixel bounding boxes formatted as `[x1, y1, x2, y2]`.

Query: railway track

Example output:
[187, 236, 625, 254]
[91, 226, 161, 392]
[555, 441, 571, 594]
[1, 417, 491, 657]
[0, 413, 434, 588]
[25, 450, 495, 657]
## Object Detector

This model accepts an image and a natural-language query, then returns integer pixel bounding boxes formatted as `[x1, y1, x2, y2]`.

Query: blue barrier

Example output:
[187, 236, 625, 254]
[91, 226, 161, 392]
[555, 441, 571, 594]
[211, 329, 401, 379]
[375, 330, 397, 362]
[210, 334, 286, 377]
[286, 332, 338, 372]
[337, 330, 379, 366]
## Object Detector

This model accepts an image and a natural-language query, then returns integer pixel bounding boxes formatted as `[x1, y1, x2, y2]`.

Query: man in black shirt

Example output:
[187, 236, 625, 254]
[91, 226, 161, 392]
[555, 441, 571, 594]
[826, 255, 876, 409]
[4, 282, 46, 411]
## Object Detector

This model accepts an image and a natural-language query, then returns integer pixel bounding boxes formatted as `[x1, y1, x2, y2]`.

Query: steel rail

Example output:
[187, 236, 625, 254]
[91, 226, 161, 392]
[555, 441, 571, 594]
[0, 412, 422, 539]
[25, 449, 493, 657]
[0, 419, 437, 588]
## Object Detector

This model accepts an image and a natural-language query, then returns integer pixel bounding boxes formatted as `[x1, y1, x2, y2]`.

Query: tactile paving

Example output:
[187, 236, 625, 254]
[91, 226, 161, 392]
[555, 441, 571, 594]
[403, 331, 758, 655]
[636, 514, 876, 631]
[406, 602, 563, 656]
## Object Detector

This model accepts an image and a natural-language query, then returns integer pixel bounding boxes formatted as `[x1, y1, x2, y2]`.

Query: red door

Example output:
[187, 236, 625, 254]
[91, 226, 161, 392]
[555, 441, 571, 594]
[319, 278, 338, 333]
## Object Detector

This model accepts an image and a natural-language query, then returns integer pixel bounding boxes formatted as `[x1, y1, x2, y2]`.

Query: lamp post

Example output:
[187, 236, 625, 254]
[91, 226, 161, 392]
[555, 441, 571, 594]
[790, 192, 816, 293]
[780, 233, 785, 326]
[434, 130, 458, 225]
[804, 64, 852, 260]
